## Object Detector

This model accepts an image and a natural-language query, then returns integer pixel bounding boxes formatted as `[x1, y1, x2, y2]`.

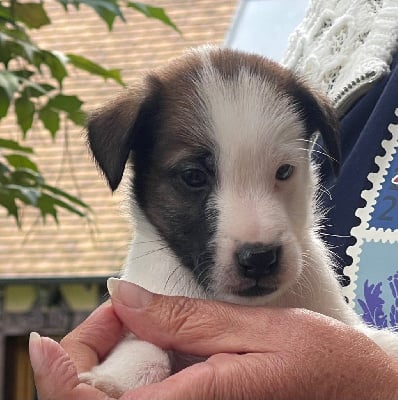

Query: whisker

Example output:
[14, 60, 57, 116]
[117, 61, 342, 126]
[310, 149, 338, 163]
[295, 138, 328, 152]
[317, 185, 332, 200]
[164, 265, 180, 291]
[295, 138, 337, 163]
[133, 239, 163, 245]
[320, 232, 351, 239]
[130, 246, 168, 261]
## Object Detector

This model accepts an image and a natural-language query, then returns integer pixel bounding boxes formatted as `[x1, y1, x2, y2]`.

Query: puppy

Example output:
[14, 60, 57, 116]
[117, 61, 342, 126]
[80, 46, 398, 396]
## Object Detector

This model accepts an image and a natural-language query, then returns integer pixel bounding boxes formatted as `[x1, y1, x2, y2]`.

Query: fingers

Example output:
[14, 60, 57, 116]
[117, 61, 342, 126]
[120, 353, 282, 400]
[108, 279, 328, 356]
[29, 332, 114, 400]
[60, 301, 124, 373]
[30, 302, 124, 400]
[30, 332, 78, 398]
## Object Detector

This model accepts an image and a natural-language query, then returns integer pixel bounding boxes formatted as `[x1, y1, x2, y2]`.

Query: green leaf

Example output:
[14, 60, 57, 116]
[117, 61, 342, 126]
[22, 81, 55, 98]
[128, 2, 180, 33]
[47, 94, 83, 113]
[14, 3, 51, 29]
[15, 94, 35, 136]
[38, 83, 56, 92]
[0, 88, 10, 119]
[12, 69, 35, 80]
[46, 93, 85, 126]
[67, 109, 86, 126]
[79, 0, 125, 30]
[91, 6, 116, 30]
[10, 168, 44, 187]
[5, 154, 39, 172]
[4, 184, 40, 206]
[0, 188, 20, 226]
[0, 70, 20, 100]
[0, 31, 38, 64]
[0, 138, 33, 154]
[38, 105, 60, 137]
[0, 4, 12, 21]
[37, 193, 58, 222]
[55, 198, 87, 217]
[39, 50, 68, 85]
[0, 26, 31, 43]
[44, 191, 87, 218]
[67, 53, 125, 86]
[0, 160, 11, 179]
[54, 0, 127, 29]
[43, 184, 91, 210]
[54, 0, 70, 12]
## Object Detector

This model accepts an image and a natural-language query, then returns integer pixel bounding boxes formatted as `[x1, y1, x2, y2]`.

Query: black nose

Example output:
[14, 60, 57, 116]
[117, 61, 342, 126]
[236, 244, 281, 280]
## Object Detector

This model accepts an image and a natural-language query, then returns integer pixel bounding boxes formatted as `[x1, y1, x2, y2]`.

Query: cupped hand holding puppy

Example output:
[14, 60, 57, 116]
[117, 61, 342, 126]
[30, 280, 398, 400]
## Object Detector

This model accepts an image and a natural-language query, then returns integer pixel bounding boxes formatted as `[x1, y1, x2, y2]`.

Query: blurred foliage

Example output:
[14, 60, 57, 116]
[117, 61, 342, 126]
[0, 0, 178, 226]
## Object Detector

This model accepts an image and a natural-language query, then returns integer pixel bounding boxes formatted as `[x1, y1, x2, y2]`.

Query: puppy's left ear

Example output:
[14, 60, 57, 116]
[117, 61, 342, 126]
[86, 87, 147, 191]
[294, 86, 341, 175]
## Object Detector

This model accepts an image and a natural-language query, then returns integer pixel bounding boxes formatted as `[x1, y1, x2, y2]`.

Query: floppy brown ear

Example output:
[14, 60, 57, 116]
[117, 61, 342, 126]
[294, 85, 341, 175]
[87, 88, 146, 191]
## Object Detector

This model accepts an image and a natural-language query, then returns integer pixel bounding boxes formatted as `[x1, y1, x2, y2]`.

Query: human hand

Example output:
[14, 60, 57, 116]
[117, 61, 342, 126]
[29, 301, 124, 400]
[30, 279, 398, 400]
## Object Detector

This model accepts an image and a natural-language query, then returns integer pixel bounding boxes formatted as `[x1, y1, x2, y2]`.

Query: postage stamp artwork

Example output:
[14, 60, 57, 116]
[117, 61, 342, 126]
[346, 108, 398, 331]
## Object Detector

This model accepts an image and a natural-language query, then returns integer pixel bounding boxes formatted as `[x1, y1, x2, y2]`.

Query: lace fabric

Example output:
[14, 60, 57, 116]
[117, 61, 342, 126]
[282, 0, 398, 115]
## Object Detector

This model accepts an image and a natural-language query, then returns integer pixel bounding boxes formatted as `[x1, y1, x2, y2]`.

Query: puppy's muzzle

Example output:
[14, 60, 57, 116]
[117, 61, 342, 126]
[236, 244, 281, 280]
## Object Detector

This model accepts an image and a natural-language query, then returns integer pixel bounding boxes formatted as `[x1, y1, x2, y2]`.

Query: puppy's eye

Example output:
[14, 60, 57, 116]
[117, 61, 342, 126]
[276, 164, 294, 180]
[181, 168, 208, 188]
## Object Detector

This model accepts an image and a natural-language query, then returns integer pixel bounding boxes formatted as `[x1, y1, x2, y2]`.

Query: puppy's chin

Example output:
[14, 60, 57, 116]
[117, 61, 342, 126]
[211, 280, 289, 306]
[215, 289, 282, 306]
[209, 260, 303, 306]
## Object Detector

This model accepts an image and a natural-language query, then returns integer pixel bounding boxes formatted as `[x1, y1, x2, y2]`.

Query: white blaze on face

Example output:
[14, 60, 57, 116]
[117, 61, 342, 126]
[195, 52, 315, 304]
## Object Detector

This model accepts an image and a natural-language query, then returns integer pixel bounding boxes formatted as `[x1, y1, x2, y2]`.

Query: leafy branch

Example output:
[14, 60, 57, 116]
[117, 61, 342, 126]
[0, 0, 179, 225]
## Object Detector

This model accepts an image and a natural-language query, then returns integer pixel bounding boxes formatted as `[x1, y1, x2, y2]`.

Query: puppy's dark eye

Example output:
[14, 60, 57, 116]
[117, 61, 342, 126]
[181, 168, 208, 188]
[276, 164, 294, 180]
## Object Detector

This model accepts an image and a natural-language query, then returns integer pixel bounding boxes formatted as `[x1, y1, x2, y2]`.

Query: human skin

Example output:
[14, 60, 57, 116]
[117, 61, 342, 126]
[30, 279, 398, 400]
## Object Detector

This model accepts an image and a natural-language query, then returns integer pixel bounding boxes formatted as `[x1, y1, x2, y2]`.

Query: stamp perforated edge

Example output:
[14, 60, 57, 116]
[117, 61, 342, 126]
[343, 108, 398, 306]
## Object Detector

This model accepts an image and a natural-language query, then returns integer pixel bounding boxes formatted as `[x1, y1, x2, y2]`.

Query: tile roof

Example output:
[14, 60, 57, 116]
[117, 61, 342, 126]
[0, 0, 236, 278]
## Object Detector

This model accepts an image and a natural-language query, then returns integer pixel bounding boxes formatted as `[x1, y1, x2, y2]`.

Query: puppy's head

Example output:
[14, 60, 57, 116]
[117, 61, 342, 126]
[87, 46, 339, 304]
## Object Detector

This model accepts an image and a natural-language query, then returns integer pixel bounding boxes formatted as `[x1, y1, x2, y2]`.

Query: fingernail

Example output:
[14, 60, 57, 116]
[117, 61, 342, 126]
[107, 278, 153, 308]
[29, 332, 43, 372]
[107, 277, 120, 296]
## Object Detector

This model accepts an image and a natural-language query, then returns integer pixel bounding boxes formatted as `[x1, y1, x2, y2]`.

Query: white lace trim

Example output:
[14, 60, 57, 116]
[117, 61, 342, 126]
[282, 0, 398, 115]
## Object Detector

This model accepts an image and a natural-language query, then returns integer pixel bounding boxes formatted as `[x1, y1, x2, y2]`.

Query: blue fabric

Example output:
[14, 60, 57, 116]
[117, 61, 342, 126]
[318, 52, 398, 284]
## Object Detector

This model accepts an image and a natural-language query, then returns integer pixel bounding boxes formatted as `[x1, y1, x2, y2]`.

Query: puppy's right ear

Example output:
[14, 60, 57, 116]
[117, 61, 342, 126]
[87, 88, 145, 191]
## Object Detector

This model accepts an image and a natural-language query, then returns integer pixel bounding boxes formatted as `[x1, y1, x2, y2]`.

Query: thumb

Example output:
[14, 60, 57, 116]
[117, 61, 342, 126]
[29, 332, 114, 400]
[30, 332, 80, 399]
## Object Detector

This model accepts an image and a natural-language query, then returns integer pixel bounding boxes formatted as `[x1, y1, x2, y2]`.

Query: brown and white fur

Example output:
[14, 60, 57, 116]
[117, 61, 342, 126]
[80, 46, 398, 396]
